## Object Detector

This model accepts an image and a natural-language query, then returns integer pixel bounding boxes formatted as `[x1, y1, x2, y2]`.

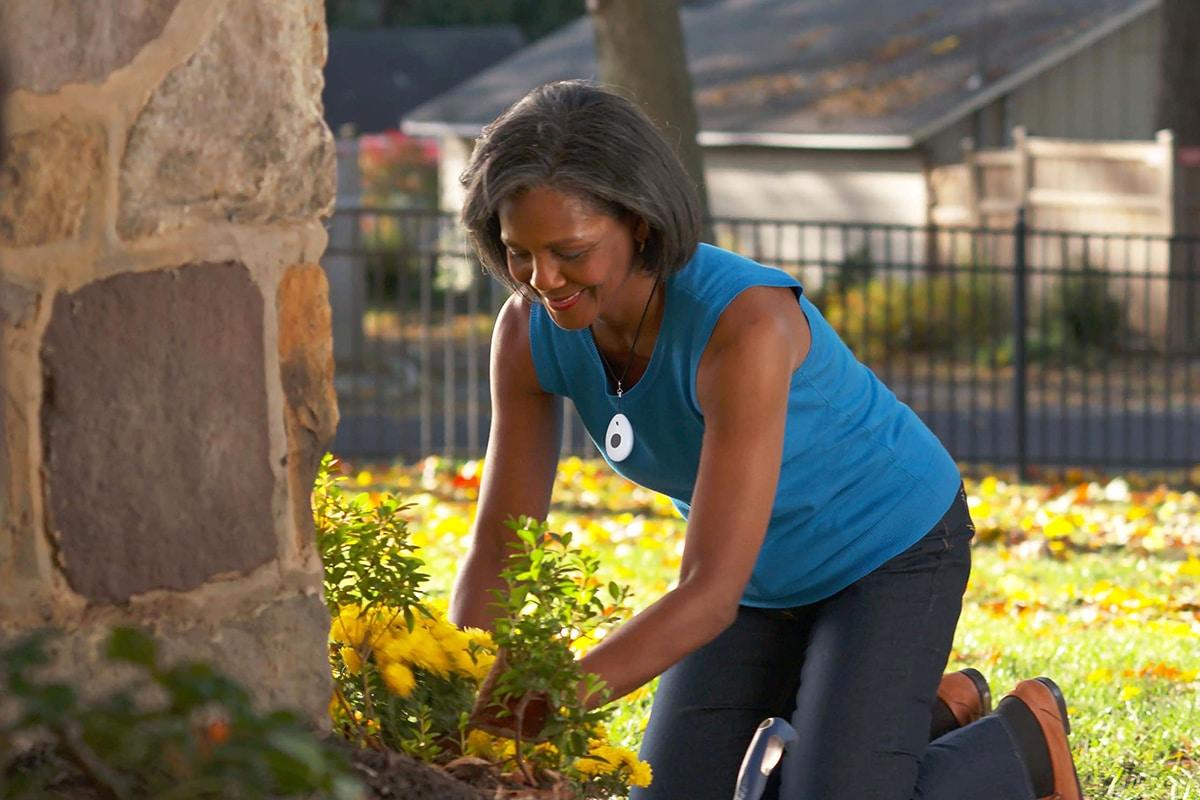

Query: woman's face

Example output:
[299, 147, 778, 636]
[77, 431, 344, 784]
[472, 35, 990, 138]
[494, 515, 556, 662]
[498, 184, 646, 330]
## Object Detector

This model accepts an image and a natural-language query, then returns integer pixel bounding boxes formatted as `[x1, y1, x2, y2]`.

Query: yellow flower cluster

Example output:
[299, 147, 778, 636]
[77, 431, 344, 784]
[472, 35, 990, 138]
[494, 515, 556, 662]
[574, 739, 653, 788]
[464, 729, 516, 761]
[330, 603, 495, 697]
[463, 727, 652, 790]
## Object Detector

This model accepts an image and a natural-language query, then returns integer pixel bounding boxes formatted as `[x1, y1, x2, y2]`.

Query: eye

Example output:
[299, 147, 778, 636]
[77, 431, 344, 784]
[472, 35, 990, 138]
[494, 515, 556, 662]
[557, 250, 585, 261]
[506, 248, 529, 261]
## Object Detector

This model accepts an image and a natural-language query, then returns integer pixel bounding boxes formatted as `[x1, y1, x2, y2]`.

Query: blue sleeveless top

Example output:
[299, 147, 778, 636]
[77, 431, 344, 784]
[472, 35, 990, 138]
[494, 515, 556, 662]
[529, 244, 961, 607]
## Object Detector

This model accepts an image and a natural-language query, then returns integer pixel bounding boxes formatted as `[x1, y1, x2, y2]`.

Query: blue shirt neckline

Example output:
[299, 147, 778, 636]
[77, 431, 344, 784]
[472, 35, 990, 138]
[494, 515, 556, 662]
[583, 265, 680, 404]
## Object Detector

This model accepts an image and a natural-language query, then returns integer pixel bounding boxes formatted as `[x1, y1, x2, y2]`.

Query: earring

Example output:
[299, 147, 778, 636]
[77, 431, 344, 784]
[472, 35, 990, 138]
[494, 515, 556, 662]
[637, 239, 646, 255]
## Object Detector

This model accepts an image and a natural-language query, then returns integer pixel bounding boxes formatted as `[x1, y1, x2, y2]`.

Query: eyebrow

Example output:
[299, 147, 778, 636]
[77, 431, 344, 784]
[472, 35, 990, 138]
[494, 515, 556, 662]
[500, 235, 592, 249]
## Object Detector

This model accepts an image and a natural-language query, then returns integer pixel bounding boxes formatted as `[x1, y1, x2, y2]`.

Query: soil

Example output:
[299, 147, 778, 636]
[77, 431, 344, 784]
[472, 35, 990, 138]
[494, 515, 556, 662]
[338, 739, 578, 800]
[343, 744, 490, 799]
[8, 740, 577, 800]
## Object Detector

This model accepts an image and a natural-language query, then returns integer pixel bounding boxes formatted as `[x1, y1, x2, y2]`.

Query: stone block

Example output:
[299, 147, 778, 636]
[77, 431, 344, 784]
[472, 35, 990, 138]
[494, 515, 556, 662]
[0, 117, 104, 247]
[0, 280, 38, 326]
[0, 279, 38, 570]
[277, 264, 338, 545]
[41, 262, 277, 603]
[160, 592, 332, 723]
[0, 1, 182, 93]
[118, 0, 334, 239]
[0, 592, 332, 726]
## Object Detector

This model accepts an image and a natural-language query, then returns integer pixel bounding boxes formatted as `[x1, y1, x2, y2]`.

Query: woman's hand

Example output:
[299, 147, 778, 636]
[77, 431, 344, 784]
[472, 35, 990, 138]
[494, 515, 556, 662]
[468, 649, 553, 742]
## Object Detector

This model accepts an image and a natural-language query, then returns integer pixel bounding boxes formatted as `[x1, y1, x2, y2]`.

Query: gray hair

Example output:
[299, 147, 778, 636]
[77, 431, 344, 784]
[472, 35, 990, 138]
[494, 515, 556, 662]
[460, 80, 703, 297]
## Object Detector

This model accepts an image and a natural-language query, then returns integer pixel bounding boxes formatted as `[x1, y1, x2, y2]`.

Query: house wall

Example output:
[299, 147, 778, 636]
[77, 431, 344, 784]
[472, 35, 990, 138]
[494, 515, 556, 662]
[439, 136, 474, 216]
[926, 7, 1162, 166]
[436, 139, 927, 226]
[702, 146, 928, 226]
[433, 140, 928, 287]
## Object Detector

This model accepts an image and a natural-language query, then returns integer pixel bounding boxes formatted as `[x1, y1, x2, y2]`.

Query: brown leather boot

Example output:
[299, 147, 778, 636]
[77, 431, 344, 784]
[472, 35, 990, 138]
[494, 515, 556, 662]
[1006, 677, 1084, 800]
[936, 667, 993, 727]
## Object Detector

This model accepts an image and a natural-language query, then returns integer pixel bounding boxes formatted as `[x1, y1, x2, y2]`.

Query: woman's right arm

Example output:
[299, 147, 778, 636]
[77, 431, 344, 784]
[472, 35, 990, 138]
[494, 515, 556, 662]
[449, 294, 562, 631]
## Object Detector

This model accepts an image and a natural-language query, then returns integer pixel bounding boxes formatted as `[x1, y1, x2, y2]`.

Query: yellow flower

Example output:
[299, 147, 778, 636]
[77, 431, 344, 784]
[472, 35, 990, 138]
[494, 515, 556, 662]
[464, 627, 495, 652]
[628, 759, 653, 788]
[406, 627, 452, 676]
[327, 693, 341, 720]
[331, 606, 368, 648]
[574, 754, 614, 777]
[1120, 684, 1143, 701]
[382, 662, 416, 697]
[575, 744, 653, 787]
[377, 631, 416, 665]
[339, 646, 364, 674]
[1086, 667, 1113, 684]
[465, 729, 514, 760]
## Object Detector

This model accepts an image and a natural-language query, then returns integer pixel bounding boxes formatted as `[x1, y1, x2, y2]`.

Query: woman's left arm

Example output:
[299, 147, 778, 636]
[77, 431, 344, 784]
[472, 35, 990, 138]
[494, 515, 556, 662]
[576, 287, 810, 708]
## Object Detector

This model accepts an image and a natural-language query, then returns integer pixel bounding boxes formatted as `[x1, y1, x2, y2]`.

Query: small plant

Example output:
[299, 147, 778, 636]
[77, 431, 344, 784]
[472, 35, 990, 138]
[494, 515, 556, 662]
[315, 458, 651, 797]
[473, 516, 641, 791]
[316, 453, 429, 620]
[0, 627, 363, 800]
[316, 454, 485, 757]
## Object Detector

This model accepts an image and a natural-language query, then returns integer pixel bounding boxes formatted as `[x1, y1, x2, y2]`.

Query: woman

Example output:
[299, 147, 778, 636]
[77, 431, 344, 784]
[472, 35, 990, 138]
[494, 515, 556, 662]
[450, 80, 1083, 800]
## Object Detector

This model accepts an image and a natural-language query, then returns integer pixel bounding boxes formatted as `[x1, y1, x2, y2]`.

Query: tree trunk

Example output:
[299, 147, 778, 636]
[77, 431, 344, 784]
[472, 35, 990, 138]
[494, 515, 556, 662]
[1157, 0, 1200, 147]
[1156, 0, 1200, 348]
[587, 0, 711, 223]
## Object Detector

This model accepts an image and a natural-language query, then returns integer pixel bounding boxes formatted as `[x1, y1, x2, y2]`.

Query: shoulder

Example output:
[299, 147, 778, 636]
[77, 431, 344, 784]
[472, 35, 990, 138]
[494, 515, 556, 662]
[706, 285, 809, 370]
[492, 294, 553, 397]
[495, 291, 533, 338]
[694, 285, 811, 416]
[675, 246, 802, 331]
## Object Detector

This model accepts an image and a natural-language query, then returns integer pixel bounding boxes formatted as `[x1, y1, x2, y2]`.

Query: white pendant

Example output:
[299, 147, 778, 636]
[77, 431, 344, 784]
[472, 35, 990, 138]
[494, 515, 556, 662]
[605, 413, 634, 462]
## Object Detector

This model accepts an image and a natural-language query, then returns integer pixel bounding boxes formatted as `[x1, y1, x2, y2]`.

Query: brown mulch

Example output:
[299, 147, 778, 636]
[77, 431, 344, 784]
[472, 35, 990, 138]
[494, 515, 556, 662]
[6, 738, 578, 799]
[344, 744, 490, 799]
[340, 740, 578, 800]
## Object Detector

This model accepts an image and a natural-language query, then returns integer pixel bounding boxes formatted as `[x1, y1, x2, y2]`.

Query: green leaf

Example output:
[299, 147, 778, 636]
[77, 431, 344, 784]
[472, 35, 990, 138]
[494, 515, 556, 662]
[105, 627, 158, 669]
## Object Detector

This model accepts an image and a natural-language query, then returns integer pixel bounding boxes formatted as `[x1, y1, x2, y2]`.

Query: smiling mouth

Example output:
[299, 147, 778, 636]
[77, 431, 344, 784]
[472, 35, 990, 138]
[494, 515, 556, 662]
[545, 290, 584, 309]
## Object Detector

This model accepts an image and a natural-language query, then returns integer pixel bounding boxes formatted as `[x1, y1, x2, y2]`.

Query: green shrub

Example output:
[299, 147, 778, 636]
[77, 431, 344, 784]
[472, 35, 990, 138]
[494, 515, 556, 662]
[0, 627, 363, 800]
[1028, 268, 1123, 364]
[830, 244, 876, 292]
[817, 271, 1011, 363]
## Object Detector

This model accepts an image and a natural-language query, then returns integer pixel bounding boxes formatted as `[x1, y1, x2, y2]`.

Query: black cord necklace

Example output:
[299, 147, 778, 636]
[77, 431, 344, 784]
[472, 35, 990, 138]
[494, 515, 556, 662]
[592, 273, 661, 462]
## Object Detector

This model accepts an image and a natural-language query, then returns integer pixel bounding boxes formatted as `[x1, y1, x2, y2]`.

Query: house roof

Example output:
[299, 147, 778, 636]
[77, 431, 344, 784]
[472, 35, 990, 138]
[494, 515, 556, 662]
[403, 0, 1156, 150]
[323, 25, 525, 135]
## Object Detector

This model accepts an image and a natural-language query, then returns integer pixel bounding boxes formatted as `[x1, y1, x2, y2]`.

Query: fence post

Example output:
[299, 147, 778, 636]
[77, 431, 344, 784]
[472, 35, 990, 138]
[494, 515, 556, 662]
[327, 136, 366, 366]
[1013, 207, 1029, 481]
[962, 136, 979, 228]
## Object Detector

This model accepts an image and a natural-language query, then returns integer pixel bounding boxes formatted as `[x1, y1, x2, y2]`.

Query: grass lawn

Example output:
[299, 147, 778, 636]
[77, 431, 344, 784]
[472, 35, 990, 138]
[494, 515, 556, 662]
[348, 458, 1200, 798]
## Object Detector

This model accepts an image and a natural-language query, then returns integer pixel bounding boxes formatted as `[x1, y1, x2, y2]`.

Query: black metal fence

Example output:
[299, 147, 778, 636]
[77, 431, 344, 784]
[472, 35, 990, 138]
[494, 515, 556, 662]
[323, 207, 1200, 472]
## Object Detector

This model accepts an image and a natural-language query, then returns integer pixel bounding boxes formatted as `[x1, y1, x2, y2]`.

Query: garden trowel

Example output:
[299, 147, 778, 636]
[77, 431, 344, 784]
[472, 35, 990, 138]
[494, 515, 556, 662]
[733, 717, 798, 800]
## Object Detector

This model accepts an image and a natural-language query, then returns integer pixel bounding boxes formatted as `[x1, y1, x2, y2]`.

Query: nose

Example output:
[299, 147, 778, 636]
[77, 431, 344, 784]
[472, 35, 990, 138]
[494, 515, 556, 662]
[526, 255, 566, 295]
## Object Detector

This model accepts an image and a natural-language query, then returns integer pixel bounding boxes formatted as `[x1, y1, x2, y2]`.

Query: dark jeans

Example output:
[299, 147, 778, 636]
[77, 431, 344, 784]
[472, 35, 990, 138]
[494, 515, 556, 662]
[631, 485, 1036, 800]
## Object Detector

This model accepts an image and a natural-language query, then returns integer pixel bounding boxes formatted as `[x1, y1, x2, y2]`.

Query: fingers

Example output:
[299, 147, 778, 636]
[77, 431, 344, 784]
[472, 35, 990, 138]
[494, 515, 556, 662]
[469, 690, 552, 742]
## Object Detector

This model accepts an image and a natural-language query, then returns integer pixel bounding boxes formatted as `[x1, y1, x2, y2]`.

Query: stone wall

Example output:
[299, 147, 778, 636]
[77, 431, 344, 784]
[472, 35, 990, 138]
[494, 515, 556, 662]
[0, 0, 338, 722]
